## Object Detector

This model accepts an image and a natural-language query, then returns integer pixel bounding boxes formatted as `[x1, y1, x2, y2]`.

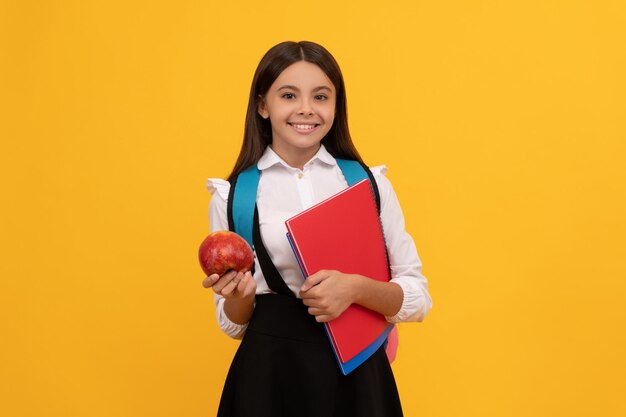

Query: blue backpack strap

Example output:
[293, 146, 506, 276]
[227, 165, 260, 249]
[336, 158, 381, 213]
[335, 158, 367, 186]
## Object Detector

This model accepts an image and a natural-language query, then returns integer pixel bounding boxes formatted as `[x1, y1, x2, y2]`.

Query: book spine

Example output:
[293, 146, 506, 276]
[285, 232, 308, 279]
[365, 180, 392, 279]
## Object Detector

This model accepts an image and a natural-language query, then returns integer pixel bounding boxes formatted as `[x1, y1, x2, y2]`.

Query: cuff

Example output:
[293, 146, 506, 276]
[214, 295, 249, 339]
[385, 278, 430, 323]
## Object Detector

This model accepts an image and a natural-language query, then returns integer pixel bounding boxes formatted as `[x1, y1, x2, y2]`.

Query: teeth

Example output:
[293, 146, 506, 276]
[291, 124, 317, 130]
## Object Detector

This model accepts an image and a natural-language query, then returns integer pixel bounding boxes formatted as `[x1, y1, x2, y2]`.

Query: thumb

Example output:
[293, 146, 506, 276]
[301, 270, 328, 292]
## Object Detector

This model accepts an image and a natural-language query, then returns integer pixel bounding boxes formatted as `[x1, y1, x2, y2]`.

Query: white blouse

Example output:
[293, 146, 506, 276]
[207, 145, 432, 339]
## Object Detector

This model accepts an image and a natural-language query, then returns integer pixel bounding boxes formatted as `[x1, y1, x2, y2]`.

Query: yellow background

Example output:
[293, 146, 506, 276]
[1, 1, 625, 416]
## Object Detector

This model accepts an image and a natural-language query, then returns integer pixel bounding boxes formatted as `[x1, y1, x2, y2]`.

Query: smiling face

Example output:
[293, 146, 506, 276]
[257, 61, 336, 168]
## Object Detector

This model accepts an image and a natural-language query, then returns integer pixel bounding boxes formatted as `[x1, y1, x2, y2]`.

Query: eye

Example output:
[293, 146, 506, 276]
[315, 95, 328, 101]
[281, 93, 296, 99]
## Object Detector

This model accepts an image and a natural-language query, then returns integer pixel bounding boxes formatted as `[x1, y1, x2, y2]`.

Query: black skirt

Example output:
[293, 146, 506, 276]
[216, 294, 404, 417]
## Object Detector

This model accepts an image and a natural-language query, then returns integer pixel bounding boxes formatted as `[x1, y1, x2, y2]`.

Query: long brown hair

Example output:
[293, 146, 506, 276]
[227, 41, 364, 182]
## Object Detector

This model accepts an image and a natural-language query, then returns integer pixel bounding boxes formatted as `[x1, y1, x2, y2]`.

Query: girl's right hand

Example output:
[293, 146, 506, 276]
[202, 270, 256, 300]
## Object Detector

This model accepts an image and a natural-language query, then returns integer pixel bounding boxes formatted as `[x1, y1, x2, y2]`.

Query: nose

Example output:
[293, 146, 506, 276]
[297, 99, 314, 116]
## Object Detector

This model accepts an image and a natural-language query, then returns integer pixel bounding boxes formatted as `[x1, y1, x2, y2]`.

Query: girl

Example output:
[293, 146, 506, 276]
[203, 41, 432, 417]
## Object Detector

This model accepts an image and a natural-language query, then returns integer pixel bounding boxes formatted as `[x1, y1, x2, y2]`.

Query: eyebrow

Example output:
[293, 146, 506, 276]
[277, 85, 333, 92]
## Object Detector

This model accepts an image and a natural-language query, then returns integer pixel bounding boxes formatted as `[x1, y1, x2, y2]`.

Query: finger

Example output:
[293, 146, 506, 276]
[220, 275, 241, 296]
[300, 283, 321, 299]
[307, 307, 326, 316]
[300, 286, 322, 300]
[226, 272, 247, 295]
[212, 270, 237, 293]
[315, 314, 333, 323]
[236, 273, 250, 293]
[303, 297, 327, 311]
[243, 272, 256, 296]
[202, 274, 220, 288]
[301, 270, 329, 292]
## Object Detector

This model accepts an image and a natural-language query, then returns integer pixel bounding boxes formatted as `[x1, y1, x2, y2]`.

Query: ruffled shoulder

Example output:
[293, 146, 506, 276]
[206, 178, 230, 201]
[368, 165, 388, 178]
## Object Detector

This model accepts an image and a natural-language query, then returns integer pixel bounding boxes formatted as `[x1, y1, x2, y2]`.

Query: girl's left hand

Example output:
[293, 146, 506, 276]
[299, 270, 357, 322]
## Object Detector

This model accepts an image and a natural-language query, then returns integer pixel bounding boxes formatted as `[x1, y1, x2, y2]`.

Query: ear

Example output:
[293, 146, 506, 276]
[257, 96, 269, 119]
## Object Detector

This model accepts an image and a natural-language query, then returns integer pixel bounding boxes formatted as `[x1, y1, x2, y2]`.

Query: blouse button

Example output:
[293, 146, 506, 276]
[297, 173, 304, 179]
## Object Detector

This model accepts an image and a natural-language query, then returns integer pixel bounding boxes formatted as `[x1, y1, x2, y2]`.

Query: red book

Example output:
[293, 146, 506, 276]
[285, 179, 392, 373]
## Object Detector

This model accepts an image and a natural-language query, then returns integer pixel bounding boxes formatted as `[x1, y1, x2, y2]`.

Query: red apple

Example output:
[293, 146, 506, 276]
[198, 231, 254, 276]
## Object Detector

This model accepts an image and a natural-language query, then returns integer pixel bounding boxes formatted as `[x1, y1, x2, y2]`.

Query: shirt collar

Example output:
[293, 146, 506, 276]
[257, 144, 337, 171]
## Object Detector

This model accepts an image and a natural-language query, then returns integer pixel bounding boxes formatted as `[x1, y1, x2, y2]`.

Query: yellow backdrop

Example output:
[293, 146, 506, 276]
[1, 1, 625, 416]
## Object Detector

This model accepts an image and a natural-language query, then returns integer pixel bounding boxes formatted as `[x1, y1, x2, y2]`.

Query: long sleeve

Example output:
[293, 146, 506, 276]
[372, 170, 433, 323]
[206, 178, 249, 339]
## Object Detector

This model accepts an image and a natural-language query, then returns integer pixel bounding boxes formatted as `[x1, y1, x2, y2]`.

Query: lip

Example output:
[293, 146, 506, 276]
[288, 122, 320, 135]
